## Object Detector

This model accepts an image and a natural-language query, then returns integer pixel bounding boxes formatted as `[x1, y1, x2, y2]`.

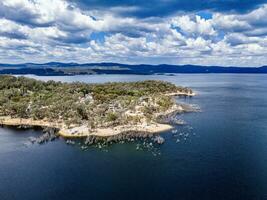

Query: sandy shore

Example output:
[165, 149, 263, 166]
[59, 123, 173, 138]
[0, 117, 61, 128]
[0, 116, 173, 138]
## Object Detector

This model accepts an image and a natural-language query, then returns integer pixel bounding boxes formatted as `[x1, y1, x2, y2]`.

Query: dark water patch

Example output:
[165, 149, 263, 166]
[1, 74, 267, 200]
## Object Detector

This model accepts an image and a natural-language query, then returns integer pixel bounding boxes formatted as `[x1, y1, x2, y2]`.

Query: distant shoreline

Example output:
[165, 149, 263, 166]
[0, 62, 266, 76]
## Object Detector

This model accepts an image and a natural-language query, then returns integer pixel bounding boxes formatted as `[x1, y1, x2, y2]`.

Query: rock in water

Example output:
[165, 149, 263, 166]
[153, 136, 165, 144]
[29, 127, 58, 144]
[29, 137, 37, 143]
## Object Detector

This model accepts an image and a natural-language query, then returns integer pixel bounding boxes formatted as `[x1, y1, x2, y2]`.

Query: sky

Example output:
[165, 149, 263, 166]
[0, 0, 267, 66]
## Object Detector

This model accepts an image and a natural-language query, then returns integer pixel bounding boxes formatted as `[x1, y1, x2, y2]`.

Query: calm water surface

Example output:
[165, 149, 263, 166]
[1, 74, 267, 200]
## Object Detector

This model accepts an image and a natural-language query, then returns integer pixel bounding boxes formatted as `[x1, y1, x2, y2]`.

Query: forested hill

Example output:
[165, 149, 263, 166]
[0, 62, 267, 76]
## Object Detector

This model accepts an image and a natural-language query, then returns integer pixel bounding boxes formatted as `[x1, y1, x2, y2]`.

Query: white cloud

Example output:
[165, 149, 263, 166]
[0, 0, 267, 66]
[171, 15, 216, 37]
[212, 14, 250, 32]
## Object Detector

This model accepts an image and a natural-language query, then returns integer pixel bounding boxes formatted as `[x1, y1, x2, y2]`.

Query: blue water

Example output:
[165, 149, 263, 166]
[1, 74, 267, 200]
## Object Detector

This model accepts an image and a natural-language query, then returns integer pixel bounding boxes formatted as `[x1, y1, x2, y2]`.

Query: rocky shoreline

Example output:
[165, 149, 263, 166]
[0, 117, 172, 145]
[0, 91, 197, 146]
[29, 127, 59, 144]
[83, 131, 165, 146]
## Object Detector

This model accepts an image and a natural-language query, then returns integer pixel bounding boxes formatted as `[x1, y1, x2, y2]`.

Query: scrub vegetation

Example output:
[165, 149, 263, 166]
[0, 75, 193, 129]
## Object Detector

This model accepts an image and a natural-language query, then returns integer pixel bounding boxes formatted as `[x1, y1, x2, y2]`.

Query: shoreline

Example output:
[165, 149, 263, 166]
[0, 102, 191, 138]
[0, 115, 174, 138]
[0, 90, 195, 139]
[167, 91, 196, 97]
[59, 123, 174, 138]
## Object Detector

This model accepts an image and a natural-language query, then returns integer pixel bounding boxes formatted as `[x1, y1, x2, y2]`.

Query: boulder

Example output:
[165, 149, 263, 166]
[153, 136, 165, 144]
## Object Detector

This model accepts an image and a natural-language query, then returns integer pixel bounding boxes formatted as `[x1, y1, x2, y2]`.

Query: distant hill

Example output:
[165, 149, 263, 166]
[0, 62, 267, 76]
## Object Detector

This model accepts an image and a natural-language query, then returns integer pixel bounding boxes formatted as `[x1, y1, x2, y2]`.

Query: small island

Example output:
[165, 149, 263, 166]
[0, 75, 195, 144]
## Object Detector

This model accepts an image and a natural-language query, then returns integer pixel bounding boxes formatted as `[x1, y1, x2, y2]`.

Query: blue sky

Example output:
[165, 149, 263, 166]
[0, 0, 267, 66]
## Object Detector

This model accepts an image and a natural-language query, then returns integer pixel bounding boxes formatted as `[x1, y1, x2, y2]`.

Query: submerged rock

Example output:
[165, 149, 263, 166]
[29, 137, 37, 143]
[153, 136, 165, 144]
[66, 140, 75, 145]
[171, 129, 178, 134]
[18, 125, 33, 129]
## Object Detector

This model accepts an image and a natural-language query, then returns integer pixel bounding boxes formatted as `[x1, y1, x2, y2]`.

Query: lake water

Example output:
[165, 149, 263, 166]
[1, 74, 267, 200]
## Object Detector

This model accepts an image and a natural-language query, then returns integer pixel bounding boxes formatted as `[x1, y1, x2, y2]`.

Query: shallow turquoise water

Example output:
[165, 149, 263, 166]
[1, 74, 267, 200]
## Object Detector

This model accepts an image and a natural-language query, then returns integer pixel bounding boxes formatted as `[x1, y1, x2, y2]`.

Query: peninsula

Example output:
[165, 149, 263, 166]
[0, 75, 195, 142]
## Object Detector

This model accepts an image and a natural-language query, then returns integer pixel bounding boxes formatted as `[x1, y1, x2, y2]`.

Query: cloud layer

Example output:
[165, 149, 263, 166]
[0, 0, 267, 66]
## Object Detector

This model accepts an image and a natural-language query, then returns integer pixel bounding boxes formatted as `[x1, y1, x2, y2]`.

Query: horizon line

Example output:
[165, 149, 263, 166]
[0, 62, 266, 68]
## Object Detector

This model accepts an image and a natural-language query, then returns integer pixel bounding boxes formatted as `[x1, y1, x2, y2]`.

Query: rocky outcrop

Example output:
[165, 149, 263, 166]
[82, 130, 166, 146]
[29, 127, 59, 144]
[153, 136, 165, 144]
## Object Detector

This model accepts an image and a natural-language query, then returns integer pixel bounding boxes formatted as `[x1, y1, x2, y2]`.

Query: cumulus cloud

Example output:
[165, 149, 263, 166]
[171, 15, 216, 37]
[0, 19, 29, 39]
[0, 0, 267, 66]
